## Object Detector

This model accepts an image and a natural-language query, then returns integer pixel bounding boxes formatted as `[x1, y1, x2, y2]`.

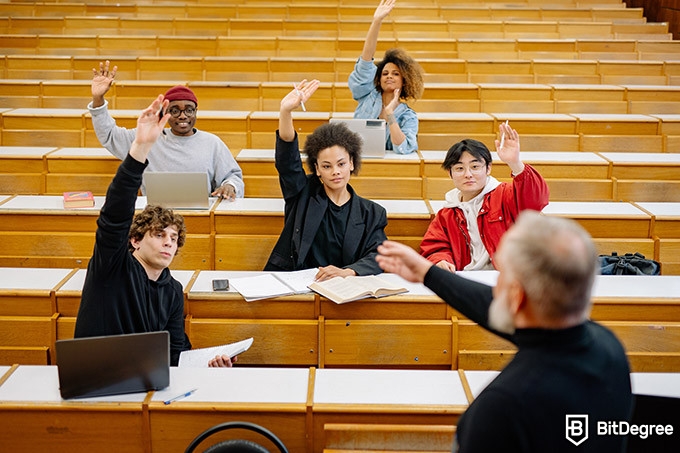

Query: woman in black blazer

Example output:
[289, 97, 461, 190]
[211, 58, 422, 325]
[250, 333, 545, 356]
[264, 79, 388, 280]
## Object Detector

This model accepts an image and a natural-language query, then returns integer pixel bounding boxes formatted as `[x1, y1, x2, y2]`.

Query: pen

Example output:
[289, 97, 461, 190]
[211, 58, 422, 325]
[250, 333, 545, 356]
[163, 388, 197, 405]
[293, 83, 306, 112]
[499, 119, 509, 149]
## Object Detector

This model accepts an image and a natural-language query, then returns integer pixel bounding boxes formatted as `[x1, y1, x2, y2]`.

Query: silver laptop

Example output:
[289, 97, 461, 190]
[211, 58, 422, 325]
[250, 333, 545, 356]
[329, 118, 387, 158]
[55, 331, 170, 399]
[144, 171, 210, 210]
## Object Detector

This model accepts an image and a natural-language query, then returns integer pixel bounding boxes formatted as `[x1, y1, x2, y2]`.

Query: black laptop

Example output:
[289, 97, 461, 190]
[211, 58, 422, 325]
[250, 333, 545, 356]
[55, 331, 170, 399]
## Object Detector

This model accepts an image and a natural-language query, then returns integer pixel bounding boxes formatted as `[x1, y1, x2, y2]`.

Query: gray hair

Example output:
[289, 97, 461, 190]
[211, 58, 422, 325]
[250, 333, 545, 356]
[501, 211, 598, 321]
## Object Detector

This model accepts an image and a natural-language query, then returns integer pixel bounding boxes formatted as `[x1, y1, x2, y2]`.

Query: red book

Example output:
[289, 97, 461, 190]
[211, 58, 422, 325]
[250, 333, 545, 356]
[63, 191, 94, 208]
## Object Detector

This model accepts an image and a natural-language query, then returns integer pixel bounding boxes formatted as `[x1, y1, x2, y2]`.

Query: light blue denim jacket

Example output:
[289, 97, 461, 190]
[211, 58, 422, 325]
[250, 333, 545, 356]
[348, 57, 419, 154]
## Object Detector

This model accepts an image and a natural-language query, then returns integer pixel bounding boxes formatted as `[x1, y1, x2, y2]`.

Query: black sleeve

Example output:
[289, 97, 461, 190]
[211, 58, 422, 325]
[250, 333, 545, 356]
[346, 204, 388, 276]
[424, 266, 515, 344]
[275, 131, 308, 201]
[92, 154, 147, 265]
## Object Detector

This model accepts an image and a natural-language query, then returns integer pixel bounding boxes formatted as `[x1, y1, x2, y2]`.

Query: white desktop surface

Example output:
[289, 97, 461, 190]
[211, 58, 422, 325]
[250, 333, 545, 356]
[375, 199, 431, 215]
[189, 270, 270, 294]
[463, 370, 500, 399]
[313, 368, 468, 406]
[592, 275, 680, 299]
[630, 372, 680, 398]
[0, 195, 10, 204]
[636, 202, 680, 217]
[0, 365, 148, 403]
[491, 151, 608, 163]
[0, 146, 58, 157]
[599, 152, 680, 164]
[542, 201, 648, 216]
[0, 267, 73, 290]
[0, 195, 105, 211]
[214, 197, 285, 213]
[0, 365, 10, 379]
[48, 147, 113, 157]
[134, 196, 219, 211]
[152, 367, 309, 404]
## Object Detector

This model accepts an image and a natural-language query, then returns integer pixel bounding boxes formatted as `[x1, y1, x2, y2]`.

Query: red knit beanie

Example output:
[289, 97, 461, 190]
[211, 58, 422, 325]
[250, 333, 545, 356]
[164, 85, 198, 106]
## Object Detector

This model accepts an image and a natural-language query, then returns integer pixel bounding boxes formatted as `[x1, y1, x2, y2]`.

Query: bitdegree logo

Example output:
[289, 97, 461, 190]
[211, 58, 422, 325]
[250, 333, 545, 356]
[566, 415, 675, 446]
[597, 421, 674, 440]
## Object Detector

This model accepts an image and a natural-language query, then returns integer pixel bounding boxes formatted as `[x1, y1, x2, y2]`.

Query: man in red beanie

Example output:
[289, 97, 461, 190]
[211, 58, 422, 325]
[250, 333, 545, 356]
[89, 60, 244, 200]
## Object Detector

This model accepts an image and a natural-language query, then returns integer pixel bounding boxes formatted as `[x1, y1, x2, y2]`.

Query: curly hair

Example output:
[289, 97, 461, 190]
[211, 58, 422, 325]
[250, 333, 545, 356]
[304, 122, 363, 175]
[373, 48, 425, 101]
[441, 139, 493, 172]
[128, 205, 187, 254]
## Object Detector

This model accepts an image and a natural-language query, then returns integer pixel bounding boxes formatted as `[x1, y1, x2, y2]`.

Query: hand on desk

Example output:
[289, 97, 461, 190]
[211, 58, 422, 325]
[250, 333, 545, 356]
[314, 265, 356, 282]
[208, 354, 238, 368]
[212, 184, 237, 201]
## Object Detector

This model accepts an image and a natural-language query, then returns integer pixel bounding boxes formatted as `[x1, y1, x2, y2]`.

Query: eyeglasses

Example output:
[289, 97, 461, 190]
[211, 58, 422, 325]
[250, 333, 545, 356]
[167, 106, 196, 118]
[451, 163, 487, 176]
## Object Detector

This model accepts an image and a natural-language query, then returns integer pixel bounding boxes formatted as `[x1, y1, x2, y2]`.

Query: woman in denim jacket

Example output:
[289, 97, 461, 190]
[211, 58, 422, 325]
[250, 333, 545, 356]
[348, 0, 424, 155]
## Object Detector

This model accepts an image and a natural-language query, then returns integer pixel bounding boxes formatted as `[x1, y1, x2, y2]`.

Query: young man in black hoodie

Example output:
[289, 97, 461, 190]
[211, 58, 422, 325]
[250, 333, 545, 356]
[377, 211, 633, 452]
[74, 94, 234, 367]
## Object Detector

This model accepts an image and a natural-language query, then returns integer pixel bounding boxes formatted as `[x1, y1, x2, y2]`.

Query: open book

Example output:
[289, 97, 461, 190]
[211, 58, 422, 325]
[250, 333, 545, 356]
[228, 268, 318, 302]
[178, 337, 253, 367]
[308, 275, 408, 304]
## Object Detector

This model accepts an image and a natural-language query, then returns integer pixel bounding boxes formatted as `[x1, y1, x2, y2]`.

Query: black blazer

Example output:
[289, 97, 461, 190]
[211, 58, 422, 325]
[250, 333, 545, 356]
[264, 132, 387, 275]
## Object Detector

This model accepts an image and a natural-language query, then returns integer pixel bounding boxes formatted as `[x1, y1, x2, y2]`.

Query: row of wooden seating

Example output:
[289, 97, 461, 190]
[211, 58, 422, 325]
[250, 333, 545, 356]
[0, 17, 666, 40]
[2, 108, 680, 152]
[0, 191, 678, 272]
[3, 79, 680, 116]
[2, 266, 679, 372]
[1, 34, 677, 60]
[3, 53, 680, 86]
[0, 1, 644, 23]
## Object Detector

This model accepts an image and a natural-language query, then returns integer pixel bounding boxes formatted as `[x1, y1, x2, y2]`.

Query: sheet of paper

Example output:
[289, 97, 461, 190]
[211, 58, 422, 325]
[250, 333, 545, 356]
[272, 268, 318, 293]
[229, 273, 295, 301]
[178, 337, 253, 368]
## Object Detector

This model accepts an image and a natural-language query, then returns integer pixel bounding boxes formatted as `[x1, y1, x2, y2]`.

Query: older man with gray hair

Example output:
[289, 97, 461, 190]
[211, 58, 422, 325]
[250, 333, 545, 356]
[376, 211, 633, 452]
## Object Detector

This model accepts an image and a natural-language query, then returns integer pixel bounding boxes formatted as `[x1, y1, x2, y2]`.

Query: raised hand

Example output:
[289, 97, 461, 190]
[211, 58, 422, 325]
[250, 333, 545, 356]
[494, 121, 524, 174]
[129, 95, 169, 163]
[91, 60, 117, 105]
[280, 79, 320, 113]
[373, 0, 396, 22]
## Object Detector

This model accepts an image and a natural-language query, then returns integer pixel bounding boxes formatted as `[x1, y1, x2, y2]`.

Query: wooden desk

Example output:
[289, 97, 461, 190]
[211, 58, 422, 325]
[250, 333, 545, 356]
[0, 365, 150, 453]
[591, 276, 680, 321]
[599, 152, 680, 180]
[0, 146, 56, 194]
[0, 195, 213, 269]
[186, 270, 319, 366]
[637, 202, 680, 275]
[541, 201, 652, 239]
[319, 273, 453, 369]
[1, 108, 86, 147]
[44, 147, 119, 195]
[312, 368, 468, 453]
[0, 267, 75, 365]
[148, 367, 310, 453]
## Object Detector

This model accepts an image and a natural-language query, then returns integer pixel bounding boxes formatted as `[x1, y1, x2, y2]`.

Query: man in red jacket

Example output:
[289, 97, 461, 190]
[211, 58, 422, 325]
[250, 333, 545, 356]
[420, 122, 549, 271]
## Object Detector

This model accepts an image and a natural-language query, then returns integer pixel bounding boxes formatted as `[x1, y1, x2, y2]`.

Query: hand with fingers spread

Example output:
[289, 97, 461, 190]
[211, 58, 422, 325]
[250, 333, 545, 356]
[91, 60, 117, 108]
[373, 0, 396, 22]
[129, 95, 169, 164]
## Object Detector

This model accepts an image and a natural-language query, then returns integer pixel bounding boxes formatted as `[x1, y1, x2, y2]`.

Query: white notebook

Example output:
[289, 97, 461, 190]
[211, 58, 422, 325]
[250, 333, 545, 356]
[178, 337, 254, 367]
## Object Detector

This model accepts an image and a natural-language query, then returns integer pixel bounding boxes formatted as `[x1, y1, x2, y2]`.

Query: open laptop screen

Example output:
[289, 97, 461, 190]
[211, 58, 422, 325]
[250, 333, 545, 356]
[143, 172, 210, 210]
